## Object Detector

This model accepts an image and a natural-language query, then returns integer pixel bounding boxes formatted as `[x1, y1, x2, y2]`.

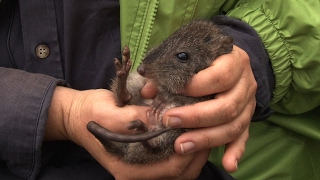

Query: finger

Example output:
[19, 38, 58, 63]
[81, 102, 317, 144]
[222, 126, 249, 172]
[164, 98, 239, 128]
[140, 80, 157, 99]
[173, 98, 254, 155]
[184, 46, 248, 97]
[164, 72, 255, 128]
[176, 149, 211, 180]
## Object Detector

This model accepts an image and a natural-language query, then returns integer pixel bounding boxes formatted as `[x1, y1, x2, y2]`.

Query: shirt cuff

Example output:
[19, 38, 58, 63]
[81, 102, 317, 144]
[0, 67, 67, 179]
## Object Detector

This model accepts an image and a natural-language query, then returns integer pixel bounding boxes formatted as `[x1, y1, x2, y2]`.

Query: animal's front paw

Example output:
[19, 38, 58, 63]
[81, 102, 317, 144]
[147, 97, 168, 126]
[126, 119, 148, 133]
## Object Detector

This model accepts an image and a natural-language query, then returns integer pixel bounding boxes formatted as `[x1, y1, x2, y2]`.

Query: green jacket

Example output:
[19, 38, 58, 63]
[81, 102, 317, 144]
[120, 0, 320, 140]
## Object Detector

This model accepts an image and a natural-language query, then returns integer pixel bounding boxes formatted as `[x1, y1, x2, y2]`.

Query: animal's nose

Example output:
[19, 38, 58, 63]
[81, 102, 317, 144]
[137, 64, 146, 76]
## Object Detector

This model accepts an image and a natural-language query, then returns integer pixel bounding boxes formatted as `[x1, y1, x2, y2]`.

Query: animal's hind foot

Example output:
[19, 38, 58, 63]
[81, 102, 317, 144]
[114, 46, 132, 80]
[114, 46, 132, 107]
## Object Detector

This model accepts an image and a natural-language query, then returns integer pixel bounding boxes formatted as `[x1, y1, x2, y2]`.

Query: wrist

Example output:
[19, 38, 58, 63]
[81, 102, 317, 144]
[45, 86, 78, 141]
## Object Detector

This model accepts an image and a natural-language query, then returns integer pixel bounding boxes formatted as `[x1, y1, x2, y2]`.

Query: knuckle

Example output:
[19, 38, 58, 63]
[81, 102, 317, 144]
[203, 134, 212, 149]
[130, 109, 141, 120]
[190, 109, 202, 128]
[252, 79, 258, 89]
[196, 131, 213, 149]
[218, 74, 233, 90]
[228, 121, 244, 139]
[167, 167, 184, 179]
[167, 164, 201, 180]
[224, 101, 238, 121]
[190, 104, 214, 128]
[251, 80, 258, 93]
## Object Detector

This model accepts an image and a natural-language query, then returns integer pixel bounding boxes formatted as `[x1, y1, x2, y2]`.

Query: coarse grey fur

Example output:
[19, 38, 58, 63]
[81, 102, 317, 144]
[87, 20, 233, 164]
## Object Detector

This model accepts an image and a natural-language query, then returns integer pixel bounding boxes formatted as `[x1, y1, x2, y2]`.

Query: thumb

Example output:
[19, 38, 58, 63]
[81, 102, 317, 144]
[140, 79, 157, 99]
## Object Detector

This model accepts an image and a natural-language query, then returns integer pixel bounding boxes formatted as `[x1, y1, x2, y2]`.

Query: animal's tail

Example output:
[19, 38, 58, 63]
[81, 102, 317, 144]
[87, 121, 171, 143]
[87, 121, 185, 164]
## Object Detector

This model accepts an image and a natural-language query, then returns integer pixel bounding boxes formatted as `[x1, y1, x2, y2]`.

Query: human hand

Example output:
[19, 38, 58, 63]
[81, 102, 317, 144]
[45, 87, 150, 142]
[45, 87, 210, 179]
[142, 45, 257, 172]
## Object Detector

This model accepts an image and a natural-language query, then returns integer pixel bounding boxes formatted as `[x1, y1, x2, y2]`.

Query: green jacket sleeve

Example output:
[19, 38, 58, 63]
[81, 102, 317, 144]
[227, 0, 320, 114]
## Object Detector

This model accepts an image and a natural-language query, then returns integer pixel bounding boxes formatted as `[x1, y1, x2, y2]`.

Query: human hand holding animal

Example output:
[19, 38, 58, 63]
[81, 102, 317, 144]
[44, 20, 242, 179]
[152, 45, 257, 172]
[76, 20, 254, 179]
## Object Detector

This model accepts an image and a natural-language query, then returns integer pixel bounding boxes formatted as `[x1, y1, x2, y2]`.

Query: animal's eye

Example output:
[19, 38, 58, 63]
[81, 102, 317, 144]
[176, 52, 189, 62]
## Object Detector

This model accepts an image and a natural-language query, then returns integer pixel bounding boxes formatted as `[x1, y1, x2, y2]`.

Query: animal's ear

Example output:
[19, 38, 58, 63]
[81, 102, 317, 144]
[218, 36, 233, 54]
[203, 34, 233, 54]
[203, 34, 232, 45]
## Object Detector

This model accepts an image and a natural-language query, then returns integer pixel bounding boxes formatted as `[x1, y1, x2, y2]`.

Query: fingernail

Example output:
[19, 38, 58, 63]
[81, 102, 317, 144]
[180, 142, 195, 155]
[166, 117, 182, 127]
[235, 160, 238, 170]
